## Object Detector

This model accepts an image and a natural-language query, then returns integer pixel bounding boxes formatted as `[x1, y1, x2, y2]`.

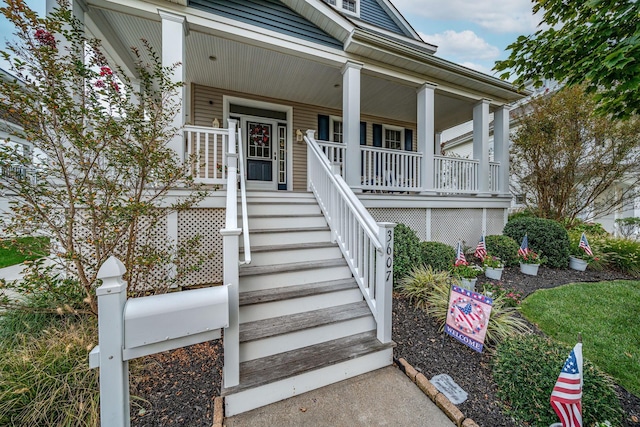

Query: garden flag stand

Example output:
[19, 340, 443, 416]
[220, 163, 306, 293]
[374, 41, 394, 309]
[550, 334, 583, 427]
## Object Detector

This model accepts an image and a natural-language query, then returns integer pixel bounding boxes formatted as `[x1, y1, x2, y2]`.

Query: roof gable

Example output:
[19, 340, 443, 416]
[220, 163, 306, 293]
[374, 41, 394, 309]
[360, 0, 414, 37]
[189, 0, 343, 49]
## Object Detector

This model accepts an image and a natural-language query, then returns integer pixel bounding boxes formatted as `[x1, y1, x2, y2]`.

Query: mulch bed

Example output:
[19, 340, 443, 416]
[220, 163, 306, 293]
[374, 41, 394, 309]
[129, 267, 640, 427]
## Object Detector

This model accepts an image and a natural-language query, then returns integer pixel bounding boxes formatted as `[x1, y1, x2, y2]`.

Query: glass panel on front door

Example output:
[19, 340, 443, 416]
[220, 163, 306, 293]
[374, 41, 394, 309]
[247, 121, 273, 182]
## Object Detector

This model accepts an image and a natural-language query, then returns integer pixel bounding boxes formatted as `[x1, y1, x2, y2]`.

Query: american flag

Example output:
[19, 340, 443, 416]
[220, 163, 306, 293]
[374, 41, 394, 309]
[455, 241, 468, 266]
[550, 343, 583, 427]
[579, 233, 593, 256]
[518, 235, 530, 257]
[454, 302, 480, 330]
[474, 234, 487, 261]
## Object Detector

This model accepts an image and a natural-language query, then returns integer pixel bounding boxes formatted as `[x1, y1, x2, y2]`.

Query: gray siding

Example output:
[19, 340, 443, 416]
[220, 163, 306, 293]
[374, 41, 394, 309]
[189, 0, 343, 49]
[360, 0, 410, 36]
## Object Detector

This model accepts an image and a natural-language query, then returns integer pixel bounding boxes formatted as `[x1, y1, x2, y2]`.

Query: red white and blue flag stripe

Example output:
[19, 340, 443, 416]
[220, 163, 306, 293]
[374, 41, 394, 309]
[550, 343, 583, 427]
[518, 235, 530, 257]
[454, 303, 480, 330]
[579, 233, 593, 256]
[455, 241, 467, 266]
[474, 234, 487, 261]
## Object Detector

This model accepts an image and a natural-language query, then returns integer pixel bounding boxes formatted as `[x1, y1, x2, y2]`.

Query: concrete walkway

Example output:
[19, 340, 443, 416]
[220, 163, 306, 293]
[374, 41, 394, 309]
[224, 366, 456, 427]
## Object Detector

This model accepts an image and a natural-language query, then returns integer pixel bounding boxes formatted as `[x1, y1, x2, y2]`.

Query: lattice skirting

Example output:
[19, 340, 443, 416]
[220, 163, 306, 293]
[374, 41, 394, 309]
[368, 207, 506, 247]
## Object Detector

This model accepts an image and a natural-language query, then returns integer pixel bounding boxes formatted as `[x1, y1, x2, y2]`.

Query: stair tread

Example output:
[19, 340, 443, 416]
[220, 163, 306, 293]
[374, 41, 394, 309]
[249, 226, 329, 234]
[239, 301, 370, 343]
[240, 213, 324, 218]
[239, 258, 347, 276]
[250, 241, 338, 252]
[221, 331, 394, 396]
[239, 278, 358, 306]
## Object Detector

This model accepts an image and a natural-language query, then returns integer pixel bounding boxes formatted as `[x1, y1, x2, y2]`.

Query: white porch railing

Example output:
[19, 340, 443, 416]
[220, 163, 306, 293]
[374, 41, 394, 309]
[184, 125, 229, 184]
[489, 161, 500, 193]
[306, 131, 394, 343]
[361, 146, 422, 192]
[433, 155, 479, 194]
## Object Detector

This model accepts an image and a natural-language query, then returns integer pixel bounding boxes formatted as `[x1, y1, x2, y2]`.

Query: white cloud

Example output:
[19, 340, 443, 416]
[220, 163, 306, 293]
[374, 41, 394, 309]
[421, 30, 500, 61]
[393, 0, 540, 34]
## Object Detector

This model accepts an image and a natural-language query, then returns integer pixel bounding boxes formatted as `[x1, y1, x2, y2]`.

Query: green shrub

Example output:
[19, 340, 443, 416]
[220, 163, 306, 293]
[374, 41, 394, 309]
[563, 218, 609, 237]
[493, 335, 623, 427]
[507, 209, 537, 221]
[419, 241, 455, 272]
[399, 265, 452, 311]
[425, 278, 530, 347]
[592, 236, 640, 277]
[503, 217, 570, 268]
[0, 312, 99, 426]
[393, 224, 422, 286]
[485, 235, 520, 267]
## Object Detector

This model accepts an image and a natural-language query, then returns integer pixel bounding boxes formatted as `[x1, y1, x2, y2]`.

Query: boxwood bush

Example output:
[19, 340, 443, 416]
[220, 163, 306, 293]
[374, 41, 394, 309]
[392, 224, 422, 286]
[493, 335, 623, 427]
[419, 241, 455, 272]
[485, 235, 520, 267]
[503, 217, 570, 268]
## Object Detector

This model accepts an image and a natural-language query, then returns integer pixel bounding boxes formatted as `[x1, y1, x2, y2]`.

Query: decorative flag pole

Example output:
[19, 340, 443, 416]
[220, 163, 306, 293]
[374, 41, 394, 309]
[474, 233, 487, 261]
[550, 336, 584, 427]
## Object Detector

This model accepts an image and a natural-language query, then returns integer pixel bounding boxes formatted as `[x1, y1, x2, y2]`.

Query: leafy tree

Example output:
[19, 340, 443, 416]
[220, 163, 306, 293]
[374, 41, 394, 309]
[494, 0, 640, 119]
[510, 85, 640, 224]
[0, 0, 206, 314]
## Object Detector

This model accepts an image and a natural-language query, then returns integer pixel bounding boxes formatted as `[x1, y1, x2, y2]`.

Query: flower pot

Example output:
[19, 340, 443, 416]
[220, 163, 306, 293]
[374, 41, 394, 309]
[520, 262, 539, 276]
[484, 267, 504, 280]
[459, 278, 477, 291]
[569, 256, 588, 271]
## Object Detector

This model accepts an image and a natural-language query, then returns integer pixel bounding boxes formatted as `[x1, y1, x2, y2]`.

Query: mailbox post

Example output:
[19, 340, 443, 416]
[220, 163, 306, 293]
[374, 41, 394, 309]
[95, 256, 131, 427]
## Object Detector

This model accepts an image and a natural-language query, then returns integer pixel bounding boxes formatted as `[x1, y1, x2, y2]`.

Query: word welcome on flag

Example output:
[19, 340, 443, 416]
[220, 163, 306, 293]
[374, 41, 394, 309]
[445, 286, 493, 353]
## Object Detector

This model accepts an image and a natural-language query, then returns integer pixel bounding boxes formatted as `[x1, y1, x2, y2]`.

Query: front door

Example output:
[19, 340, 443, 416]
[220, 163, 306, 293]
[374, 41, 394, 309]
[242, 117, 287, 190]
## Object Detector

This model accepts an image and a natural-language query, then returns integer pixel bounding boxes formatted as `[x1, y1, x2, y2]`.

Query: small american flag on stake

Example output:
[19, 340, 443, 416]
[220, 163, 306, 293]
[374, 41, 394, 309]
[455, 241, 468, 266]
[550, 342, 583, 427]
[518, 234, 530, 257]
[474, 234, 487, 261]
[578, 233, 593, 256]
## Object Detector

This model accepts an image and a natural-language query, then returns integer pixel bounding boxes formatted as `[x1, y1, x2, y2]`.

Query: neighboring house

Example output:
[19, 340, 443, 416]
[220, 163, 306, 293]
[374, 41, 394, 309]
[0, 69, 33, 233]
[48, 0, 525, 416]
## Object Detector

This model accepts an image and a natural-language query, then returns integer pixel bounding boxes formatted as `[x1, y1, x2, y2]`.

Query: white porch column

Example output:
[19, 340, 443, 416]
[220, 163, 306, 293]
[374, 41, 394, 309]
[342, 61, 362, 189]
[159, 10, 188, 161]
[473, 99, 491, 194]
[493, 105, 511, 196]
[417, 83, 436, 192]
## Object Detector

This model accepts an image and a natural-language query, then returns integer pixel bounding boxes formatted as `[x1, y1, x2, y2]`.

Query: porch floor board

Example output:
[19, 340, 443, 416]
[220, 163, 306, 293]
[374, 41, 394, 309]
[239, 301, 370, 343]
[239, 278, 357, 306]
[221, 331, 395, 396]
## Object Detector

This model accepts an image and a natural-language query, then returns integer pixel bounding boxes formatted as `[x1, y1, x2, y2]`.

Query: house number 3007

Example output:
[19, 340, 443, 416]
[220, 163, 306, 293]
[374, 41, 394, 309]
[385, 229, 393, 282]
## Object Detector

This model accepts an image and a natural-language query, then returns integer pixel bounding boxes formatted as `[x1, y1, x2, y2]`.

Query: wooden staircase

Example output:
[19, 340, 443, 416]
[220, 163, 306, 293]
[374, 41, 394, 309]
[221, 191, 394, 416]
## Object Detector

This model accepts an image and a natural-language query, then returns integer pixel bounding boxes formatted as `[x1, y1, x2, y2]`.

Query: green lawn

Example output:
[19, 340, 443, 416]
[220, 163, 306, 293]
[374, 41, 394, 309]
[521, 280, 640, 396]
[0, 237, 50, 269]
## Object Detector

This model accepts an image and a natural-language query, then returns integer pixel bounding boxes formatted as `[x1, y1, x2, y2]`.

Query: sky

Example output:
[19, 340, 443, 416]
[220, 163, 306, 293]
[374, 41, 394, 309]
[0, 0, 540, 77]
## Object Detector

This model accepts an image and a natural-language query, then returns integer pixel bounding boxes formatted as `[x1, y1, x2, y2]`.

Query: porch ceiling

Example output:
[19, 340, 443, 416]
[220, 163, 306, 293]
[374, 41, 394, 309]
[93, 7, 478, 131]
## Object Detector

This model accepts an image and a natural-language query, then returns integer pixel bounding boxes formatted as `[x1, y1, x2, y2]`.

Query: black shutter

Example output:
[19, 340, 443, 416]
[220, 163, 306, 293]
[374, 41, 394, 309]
[318, 115, 329, 141]
[373, 124, 382, 147]
[360, 122, 366, 145]
[404, 128, 413, 151]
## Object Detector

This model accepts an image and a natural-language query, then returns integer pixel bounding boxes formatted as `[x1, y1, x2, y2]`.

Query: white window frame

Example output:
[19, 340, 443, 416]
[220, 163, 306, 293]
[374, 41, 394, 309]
[329, 116, 344, 143]
[324, 0, 359, 17]
[383, 124, 403, 150]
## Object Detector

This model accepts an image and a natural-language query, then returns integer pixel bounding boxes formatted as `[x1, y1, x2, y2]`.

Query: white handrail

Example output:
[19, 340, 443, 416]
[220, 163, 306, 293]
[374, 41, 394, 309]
[237, 126, 251, 265]
[305, 131, 394, 343]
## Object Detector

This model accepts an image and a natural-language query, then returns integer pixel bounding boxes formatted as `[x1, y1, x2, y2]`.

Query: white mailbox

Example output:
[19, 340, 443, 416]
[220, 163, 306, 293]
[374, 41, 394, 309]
[122, 285, 229, 360]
